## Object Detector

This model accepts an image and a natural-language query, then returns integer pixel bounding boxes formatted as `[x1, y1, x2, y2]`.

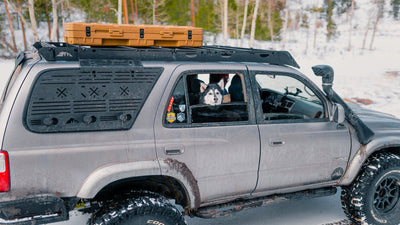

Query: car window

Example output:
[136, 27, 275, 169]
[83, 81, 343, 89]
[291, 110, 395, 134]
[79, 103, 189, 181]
[165, 77, 188, 124]
[165, 72, 249, 125]
[255, 74, 326, 121]
[25, 67, 163, 133]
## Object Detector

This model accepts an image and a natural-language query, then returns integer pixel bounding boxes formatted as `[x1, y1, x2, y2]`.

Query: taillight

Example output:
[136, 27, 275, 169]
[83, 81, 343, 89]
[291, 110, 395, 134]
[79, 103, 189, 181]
[0, 151, 10, 192]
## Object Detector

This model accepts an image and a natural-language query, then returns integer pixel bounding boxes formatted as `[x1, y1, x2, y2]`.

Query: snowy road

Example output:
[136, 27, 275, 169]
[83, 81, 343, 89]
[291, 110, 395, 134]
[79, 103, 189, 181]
[58, 191, 349, 225]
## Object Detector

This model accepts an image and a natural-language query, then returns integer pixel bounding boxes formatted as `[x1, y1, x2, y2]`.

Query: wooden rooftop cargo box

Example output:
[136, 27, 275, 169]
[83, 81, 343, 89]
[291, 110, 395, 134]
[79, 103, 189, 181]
[63, 22, 203, 47]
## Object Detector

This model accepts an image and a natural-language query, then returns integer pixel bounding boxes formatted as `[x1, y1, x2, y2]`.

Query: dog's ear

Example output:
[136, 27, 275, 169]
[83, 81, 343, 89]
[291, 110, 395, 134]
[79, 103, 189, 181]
[200, 82, 208, 93]
[217, 79, 225, 90]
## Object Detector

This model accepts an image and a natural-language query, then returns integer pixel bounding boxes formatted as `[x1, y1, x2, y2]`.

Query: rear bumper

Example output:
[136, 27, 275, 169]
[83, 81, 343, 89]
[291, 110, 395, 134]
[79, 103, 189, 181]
[0, 194, 70, 225]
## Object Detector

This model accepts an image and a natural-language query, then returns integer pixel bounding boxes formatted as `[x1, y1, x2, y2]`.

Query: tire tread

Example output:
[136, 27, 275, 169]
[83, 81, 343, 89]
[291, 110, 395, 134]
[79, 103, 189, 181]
[89, 191, 186, 225]
[341, 152, 400, 225]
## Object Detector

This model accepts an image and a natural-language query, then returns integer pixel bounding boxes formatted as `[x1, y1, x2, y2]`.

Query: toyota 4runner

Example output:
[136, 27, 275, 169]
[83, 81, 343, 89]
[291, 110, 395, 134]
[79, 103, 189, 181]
[1, 42, 400, 225]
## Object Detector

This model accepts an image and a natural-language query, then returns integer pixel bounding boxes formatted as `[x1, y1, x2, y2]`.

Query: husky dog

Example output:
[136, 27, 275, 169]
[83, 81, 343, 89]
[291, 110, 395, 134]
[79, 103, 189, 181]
[200, 79, 225, 106]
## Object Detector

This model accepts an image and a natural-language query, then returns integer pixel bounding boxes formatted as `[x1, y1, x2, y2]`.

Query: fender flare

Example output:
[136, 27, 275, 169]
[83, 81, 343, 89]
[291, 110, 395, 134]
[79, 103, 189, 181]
[339, 136, 400, 185]
[160, 158, 201, 209]
[76, 159, 200, 209]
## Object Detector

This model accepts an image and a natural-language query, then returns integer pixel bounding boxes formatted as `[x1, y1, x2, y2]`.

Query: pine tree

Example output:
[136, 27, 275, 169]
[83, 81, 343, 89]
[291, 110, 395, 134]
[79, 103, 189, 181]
[390, 0, 400, 19]
[377, 0, 385, 18]
[336, 0, 354, 16]
[195, 0, 218, 33]
[71, 0, 118, 23]
[251, 0, 284, 43]
[163, 0, 190, 25]
[323, 0, 338, 41]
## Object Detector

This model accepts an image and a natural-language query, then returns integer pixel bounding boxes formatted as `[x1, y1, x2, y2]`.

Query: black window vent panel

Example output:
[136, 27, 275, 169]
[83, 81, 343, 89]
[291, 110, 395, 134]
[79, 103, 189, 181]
[25, 67, 163, 133]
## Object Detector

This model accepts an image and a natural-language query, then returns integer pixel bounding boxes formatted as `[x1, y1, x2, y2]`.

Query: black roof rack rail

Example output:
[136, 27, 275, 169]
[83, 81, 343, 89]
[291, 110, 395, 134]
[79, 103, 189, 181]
[33, 42, 300, 68]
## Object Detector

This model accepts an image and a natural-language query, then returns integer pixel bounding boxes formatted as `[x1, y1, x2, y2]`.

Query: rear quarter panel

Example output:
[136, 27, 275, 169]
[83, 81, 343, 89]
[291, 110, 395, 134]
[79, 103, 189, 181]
[2, 62, 168, 198]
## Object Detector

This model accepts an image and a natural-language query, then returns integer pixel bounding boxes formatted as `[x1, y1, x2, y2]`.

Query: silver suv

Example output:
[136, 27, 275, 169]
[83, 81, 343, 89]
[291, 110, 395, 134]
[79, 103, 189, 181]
[1, 42, 400, 225]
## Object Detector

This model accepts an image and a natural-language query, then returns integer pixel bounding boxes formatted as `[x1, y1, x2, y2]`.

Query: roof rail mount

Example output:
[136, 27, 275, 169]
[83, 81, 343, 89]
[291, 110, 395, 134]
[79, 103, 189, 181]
[33, 42, 300, 68]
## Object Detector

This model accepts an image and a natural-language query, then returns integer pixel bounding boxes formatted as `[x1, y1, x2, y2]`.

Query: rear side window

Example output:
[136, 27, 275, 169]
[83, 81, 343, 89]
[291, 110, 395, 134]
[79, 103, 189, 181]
[165, 72, 249, 125]
[25, 67, 163, 133]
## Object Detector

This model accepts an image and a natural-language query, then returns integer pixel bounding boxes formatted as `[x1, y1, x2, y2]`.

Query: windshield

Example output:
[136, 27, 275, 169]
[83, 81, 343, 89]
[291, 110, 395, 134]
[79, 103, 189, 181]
[1, 64, 22, 105]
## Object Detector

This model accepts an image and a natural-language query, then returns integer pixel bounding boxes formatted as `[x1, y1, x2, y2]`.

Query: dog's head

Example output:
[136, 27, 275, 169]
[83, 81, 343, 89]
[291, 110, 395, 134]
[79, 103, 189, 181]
[199, 79, 225, 106]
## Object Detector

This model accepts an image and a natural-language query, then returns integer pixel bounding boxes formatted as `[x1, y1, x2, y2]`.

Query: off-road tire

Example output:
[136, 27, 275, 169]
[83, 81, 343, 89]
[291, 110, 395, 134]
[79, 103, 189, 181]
[341, 152, 400, 225]
[340, 186, 353, 220]
[89, 192, 186, 225]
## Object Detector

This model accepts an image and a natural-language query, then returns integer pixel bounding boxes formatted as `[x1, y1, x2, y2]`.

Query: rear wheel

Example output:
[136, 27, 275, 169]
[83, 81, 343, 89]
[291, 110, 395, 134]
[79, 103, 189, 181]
[341, 152, 400, 225]
[89, 192, 186, 225]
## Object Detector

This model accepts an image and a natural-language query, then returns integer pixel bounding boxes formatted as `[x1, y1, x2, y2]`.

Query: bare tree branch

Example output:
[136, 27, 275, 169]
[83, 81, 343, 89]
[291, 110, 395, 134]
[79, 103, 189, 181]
[4, 0, 17, 51]
[0, 36, 18, 53]
[5, 0, 32, 28]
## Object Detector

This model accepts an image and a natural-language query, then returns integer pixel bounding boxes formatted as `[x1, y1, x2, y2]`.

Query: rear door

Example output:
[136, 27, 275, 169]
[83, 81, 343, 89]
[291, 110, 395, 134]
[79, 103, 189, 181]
[248, 66, 351, 192]
[154, 64, 260, 204]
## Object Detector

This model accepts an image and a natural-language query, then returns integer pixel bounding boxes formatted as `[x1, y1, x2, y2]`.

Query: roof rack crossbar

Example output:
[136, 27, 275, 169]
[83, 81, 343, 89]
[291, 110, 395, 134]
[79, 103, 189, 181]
[33, 42, 300, 68]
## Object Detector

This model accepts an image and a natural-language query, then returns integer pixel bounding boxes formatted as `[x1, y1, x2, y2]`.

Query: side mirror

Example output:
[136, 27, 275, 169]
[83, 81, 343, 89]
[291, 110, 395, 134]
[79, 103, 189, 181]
[312, 65, 334, 98]
[332, 103, 345, 124]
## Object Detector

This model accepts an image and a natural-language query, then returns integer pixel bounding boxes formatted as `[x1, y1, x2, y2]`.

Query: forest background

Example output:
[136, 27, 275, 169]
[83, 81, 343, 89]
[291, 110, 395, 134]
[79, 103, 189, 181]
[0, 0, 399, 57]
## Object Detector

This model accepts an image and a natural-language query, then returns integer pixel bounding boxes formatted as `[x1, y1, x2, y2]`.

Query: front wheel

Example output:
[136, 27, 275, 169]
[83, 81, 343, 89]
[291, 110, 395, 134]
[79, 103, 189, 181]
[341, 152, 400, 225]
[89, 193, 186, 225]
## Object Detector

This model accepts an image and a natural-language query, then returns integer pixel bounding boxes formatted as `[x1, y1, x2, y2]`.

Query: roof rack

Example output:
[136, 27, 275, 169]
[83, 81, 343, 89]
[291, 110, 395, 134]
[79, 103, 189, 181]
[33, 42, 300, 68]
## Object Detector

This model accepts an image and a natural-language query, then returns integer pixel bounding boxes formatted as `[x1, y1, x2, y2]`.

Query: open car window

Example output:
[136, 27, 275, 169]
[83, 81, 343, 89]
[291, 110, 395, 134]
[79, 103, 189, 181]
[165, 72, 249, 125]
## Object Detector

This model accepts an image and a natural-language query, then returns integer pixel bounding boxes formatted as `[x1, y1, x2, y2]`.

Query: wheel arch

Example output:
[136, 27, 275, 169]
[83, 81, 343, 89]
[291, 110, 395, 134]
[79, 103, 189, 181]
[339, 136, 400, 186]
[92, 175, 190, 209]
[76, 160, 198, 209]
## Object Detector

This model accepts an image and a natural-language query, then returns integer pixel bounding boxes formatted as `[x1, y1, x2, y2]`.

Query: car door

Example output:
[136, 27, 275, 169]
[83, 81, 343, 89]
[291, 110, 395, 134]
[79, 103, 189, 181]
[248, 66, 351, 192]
[154, 64, 260, 205]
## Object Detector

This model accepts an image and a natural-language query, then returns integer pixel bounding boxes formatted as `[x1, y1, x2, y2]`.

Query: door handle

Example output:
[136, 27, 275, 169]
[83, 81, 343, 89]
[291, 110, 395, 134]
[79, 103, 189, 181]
[165, 147, 184, 155]
[269, 140, 285, 147]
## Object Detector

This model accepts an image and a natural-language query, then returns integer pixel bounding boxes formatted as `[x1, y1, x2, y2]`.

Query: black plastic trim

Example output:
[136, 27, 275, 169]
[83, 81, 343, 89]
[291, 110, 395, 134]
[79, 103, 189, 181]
[33, 42, 300, 68]
[24, 67, 163, 133]
[0, 195, 68, 225]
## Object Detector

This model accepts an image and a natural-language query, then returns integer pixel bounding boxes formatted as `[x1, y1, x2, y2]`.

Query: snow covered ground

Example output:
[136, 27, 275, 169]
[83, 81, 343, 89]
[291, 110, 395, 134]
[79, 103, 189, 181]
[57, 192, 349, 225]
